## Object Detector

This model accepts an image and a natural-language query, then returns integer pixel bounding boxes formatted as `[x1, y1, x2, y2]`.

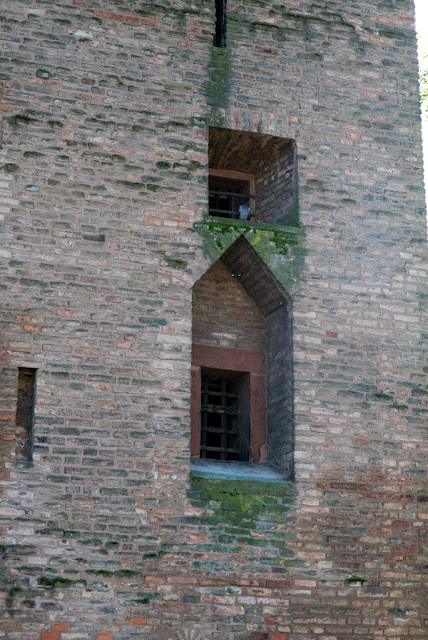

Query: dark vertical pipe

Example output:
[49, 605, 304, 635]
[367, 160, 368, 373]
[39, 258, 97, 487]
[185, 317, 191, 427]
[214, 0, 227, 48]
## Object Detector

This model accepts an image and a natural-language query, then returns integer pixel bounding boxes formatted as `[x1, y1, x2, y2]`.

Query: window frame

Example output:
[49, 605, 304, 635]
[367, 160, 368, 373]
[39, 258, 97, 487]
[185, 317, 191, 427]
[191, 345, 266, 464]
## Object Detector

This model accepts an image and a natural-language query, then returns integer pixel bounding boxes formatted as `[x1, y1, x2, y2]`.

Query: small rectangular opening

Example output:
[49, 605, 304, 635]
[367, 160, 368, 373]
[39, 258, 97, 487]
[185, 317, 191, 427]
[209, 169, 255, 219]
[200, 369, 250, 461]
[15, 367, 37, 462]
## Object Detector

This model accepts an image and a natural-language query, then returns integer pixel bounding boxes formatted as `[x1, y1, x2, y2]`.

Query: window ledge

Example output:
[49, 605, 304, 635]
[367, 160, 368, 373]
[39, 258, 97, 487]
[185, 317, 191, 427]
[205, 215, 302, 234]
[190, 458, 289, 483]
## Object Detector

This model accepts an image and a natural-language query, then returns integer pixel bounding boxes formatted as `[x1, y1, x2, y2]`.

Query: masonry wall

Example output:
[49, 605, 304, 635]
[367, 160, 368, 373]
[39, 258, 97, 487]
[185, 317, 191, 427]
[0, 1, 427, 640]
[254, 143, 297, 226]
[192, 260, 266, 352]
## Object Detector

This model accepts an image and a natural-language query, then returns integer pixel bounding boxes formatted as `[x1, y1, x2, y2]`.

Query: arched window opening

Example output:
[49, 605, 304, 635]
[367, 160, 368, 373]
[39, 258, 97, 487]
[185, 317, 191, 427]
[191, 237, 294, 477]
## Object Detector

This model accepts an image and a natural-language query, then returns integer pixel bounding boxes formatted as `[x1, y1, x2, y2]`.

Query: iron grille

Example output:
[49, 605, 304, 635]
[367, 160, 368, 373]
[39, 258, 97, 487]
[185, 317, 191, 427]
[200, 374, 249, 461]
[208, 190, 255, 219]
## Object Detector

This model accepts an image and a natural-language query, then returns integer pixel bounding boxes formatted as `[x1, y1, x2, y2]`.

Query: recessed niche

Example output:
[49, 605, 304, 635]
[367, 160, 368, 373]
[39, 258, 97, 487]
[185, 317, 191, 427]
[191, 236, 294, 478]
[15, 367, 37, 462]
[209, 127, 298, 226]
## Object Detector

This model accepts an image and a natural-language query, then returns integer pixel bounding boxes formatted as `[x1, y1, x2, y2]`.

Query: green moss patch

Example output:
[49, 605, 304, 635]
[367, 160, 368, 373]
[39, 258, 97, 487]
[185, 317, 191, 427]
[188, 474, 295, 559]
[193, 217, 306, 295]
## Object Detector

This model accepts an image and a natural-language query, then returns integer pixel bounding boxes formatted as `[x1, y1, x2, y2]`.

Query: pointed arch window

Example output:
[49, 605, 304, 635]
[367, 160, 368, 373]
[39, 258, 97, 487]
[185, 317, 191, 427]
[191, 237, 294, 478]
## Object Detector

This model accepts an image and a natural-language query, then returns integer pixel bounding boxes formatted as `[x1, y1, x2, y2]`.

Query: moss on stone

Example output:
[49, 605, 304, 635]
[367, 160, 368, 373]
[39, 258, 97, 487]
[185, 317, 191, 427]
[370, 393, 394, 401]
[113, 569, 140, 577]
[193, 217, 306, 296]
[82, 233, 105, 242]
[3, 163, 20, 173]
[344, 576, 367, 586]
[188, 474, 294, 539]
[206, 46, 231, 123]
[38, 576, 87, 588]
[8, 114, 36, 125]
[24, 151, 45, 158]
[164, 257, 188, 269]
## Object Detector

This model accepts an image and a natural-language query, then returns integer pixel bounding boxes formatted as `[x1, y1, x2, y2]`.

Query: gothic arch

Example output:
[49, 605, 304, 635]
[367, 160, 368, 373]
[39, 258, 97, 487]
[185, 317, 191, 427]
[191, 236, 294, 477]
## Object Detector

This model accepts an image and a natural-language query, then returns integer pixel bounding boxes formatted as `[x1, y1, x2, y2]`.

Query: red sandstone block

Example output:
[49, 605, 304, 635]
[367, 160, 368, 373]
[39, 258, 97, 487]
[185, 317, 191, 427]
[393, 520, 409, 529]
[94, 10, 140, 24]
[270, 635, 287, 640]
[266, 580, 291, 589]
[167, 576, 197, 583]
[144, 576, 163, 583]
[327, 331, 338, 338]
[97, 634, 112, 640]
[24, 324, 39, 332]
[130, 617, 147, 625]
[41, 634, 58, 640]
[0, 412, 16, 421]
[52, 625, 68, 632]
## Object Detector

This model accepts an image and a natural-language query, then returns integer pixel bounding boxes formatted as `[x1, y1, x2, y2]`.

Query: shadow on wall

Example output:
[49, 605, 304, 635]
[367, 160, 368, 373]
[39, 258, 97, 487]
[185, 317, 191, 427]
[0, 334, 15, 474]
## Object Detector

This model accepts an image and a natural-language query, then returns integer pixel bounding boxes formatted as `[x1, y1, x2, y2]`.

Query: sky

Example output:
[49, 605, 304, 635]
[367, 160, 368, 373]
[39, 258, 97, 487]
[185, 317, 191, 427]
[415, 0, 428, 202]
[415, 0, 428, 52]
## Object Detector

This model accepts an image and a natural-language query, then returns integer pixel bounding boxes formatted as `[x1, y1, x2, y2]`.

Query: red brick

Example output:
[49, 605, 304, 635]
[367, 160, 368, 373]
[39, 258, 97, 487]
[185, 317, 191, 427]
[266, 580, 291, 589]
[393, 521, 410, 529]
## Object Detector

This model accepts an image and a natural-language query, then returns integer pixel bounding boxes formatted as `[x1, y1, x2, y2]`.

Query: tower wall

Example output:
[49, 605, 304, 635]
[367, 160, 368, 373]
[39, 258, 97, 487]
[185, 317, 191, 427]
[0, 2, 426, 639]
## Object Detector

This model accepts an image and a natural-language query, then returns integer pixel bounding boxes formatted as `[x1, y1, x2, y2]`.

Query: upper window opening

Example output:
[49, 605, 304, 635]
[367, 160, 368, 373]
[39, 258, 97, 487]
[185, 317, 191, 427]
[214, 0, 227, 48]
[209, 169, 255, 220]
[209, 128, 298, 226]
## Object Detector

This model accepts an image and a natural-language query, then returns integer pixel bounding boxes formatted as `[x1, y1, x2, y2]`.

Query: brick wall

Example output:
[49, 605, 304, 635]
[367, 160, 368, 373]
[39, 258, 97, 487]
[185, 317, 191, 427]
[255, 142, 298, 226]
[0, 0, 426, 638]
[192, 260, 266, 352]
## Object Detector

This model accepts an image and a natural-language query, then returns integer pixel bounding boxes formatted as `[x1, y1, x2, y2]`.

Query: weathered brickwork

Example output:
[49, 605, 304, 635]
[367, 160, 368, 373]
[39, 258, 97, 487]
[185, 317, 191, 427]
[193, 260, 266, 352]
[0, 1, 427, 639]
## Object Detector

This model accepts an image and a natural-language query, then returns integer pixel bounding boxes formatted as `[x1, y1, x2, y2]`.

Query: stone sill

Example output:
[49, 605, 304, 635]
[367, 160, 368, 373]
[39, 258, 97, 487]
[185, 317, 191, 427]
[205, 215, 302, 235]
[190, 458, 289, 483]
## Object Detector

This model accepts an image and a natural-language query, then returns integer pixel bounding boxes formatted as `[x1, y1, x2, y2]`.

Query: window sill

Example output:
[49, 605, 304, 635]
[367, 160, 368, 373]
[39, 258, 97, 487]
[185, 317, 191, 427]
[190, 458, 289, 483]
[205, 214, 302, 233]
